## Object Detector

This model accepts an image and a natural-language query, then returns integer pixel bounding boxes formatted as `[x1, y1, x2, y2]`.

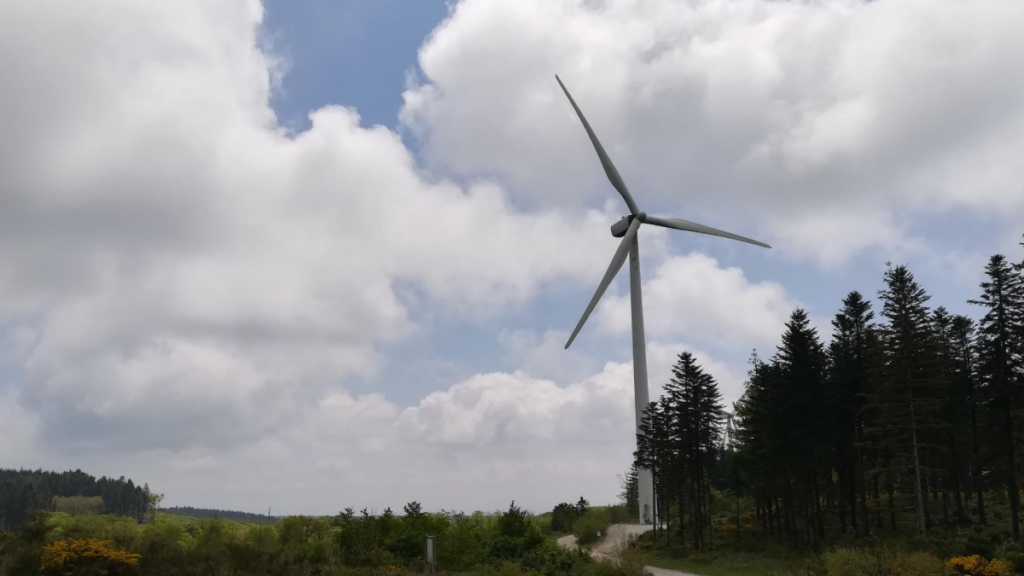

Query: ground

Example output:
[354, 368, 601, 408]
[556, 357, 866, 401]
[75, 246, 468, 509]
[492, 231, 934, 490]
[558, 524, 701, 576]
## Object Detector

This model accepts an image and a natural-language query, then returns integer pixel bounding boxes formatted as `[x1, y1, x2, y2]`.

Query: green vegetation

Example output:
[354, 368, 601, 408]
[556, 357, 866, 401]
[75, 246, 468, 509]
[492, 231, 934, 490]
[628, 237, 1024, 574]
[0, 501, 624, 576]
[162, 506, 276, 524]
[573, 510, 609, 546]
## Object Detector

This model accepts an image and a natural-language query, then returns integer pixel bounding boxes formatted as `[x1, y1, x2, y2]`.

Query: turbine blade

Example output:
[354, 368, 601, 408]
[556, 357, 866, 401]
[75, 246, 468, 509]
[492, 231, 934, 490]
[644, 215, 771, 249]
[555, 75, 639, 215]
[565, 217, 642, 349]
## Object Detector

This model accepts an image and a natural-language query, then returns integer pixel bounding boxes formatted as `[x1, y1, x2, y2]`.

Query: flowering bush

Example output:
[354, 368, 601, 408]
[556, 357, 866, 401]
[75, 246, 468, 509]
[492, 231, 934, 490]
[40, 538, 141, 576]
[945, 555, 1012, 576]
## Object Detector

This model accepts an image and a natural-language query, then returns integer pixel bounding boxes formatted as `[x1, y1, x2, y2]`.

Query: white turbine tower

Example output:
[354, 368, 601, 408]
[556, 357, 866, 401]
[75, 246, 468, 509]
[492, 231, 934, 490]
[555, 75, 771, 525]
[723, 401, 739, 450]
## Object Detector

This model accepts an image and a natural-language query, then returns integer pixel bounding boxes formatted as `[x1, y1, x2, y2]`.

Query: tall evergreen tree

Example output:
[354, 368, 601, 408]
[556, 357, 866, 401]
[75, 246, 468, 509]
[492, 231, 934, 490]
[827, 292, 877, 536]
[775, 309, 829, 544]
[949, 314, 987, 524]
[932, 307, 970, 525]
[635, 351, 724, 550]
[969, 254, 1023, 541]
[872, 263, 945, 535]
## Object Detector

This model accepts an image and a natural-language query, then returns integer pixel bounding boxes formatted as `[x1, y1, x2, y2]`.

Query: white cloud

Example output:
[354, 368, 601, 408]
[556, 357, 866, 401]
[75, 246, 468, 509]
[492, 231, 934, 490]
[597, 252, 797, 348]
[497, 329, 600, 384]
[1, 0, 767, 513]
[0, 393, 39, 463]
[401, 0, 1024, 266]
[399, 367, 635, 448]
[0, 0, 621, 454]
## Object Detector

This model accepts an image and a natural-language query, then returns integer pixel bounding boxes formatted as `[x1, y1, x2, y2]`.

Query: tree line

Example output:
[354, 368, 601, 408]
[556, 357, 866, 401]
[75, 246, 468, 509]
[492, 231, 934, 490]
[0, 469, 153, 531]
[0, 501, 604, 576]
[163, 507, 276, 524]
[634, 237, 1024, 548]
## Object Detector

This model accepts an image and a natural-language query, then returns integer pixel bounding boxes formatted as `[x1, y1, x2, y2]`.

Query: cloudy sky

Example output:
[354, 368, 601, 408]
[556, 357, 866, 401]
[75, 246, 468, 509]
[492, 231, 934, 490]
[2, 0, 1023, 517]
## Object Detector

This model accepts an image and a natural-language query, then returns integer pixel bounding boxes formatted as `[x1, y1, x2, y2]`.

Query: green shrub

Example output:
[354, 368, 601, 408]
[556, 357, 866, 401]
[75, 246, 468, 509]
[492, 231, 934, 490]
[823, 547, 884, 576]
[613, 538, 647, 576]
[964, 528, 999, 559]
[583, 561, 625, 576]
[1001, 552, 1024, 574]
[574, 510, 609, 546]
[606, 506, 632, 525]
[889, 550, 943, 576]
[994, 541, 1024, 574]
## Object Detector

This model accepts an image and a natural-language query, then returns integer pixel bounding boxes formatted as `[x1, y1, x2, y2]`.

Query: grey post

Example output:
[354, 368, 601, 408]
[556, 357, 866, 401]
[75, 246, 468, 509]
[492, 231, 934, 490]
[425, 534, 436, 575]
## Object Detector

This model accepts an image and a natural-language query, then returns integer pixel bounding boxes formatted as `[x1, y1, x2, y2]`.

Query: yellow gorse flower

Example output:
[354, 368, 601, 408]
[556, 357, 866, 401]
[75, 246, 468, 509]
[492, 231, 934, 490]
[946, 555, 1012, 576]
[40, 538, 141, 574]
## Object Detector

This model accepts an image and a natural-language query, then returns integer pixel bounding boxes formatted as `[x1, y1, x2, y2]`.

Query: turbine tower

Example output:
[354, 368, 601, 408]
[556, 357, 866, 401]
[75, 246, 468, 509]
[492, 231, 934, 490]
[555, 75, 771, 525]
[722, 401, 739, 451]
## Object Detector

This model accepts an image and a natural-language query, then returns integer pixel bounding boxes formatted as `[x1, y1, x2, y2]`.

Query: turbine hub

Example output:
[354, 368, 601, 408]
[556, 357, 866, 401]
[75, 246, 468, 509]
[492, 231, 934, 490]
[609, 212, 647, 237]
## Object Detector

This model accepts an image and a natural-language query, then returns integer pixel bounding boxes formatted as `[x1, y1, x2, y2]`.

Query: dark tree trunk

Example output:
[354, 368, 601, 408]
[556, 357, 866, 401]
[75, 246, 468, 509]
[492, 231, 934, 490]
[1004, 403, 1020, 541]
[888, 482, 897, 531]
[874, 474, 884, 529]
[838, 467, 848, 534]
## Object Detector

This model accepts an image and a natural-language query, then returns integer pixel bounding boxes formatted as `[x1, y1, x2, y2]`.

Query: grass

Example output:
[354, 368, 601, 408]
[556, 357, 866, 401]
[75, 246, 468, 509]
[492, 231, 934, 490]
[645, 551, 810, 576]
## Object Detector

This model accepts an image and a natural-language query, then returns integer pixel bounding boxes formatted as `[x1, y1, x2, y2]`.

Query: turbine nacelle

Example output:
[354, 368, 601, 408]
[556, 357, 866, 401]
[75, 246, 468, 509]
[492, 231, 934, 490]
[610, 212, 646, 237]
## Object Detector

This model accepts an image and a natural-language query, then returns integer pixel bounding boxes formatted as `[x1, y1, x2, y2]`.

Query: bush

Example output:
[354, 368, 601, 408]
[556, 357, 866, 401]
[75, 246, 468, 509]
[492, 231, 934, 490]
[946, 555, 1013, 576]
[612, 537, 647, 576]
[1001, 552, 1024, 574]
[888, 550, 943, 576]
[823, 546, 943, 576]
[606, 506, 632, 525]
[964, 529, 1000, 560]
[823, 547, 883, 576]
[40, 538, 141, 576]
[994, 541, 1024, 575]
[574, 510, 609, 546]
[583, 561, 625, 576]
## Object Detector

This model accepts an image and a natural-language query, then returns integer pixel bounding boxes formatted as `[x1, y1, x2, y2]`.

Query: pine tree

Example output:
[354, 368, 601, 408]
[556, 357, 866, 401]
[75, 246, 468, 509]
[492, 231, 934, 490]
[827, 292, 877, 536]
[873, 263, 945, 536]
[635, 351, 724, 550]
[969, 254, 1023, 541]
[618, 465, 639, 519]
[775, 309, 829, 544]
[950, 315, 987, 524]
[932, 307, 970, 525]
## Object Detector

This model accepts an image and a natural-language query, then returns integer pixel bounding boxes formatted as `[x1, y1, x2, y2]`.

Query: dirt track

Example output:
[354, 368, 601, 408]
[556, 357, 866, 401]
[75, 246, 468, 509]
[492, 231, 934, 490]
[557, 525, 700, 576]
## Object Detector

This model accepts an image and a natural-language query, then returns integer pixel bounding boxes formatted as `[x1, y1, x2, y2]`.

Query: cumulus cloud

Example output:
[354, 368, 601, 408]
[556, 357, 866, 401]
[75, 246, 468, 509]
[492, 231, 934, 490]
[0, 0, 775, 512]
[0, 0, 622, 455]
[597, 252, 797, 347]
[401, 0, 1024, 266]
[496, 329, 600, 384]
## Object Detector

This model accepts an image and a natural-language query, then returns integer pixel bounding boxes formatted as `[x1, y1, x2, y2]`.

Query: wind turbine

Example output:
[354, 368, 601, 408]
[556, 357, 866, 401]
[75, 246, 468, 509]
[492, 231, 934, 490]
[722, 401, 739, 450]
[555, 75, 771, 525]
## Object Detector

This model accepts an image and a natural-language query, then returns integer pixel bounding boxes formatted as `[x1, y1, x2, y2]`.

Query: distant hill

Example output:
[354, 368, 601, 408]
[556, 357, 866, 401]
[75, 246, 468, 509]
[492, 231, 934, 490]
[163, 506, 276, 524]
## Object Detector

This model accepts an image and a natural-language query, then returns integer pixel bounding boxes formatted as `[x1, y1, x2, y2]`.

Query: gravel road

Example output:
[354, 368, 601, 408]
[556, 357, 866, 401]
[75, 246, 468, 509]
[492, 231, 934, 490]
[557, 524, 701, 576]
